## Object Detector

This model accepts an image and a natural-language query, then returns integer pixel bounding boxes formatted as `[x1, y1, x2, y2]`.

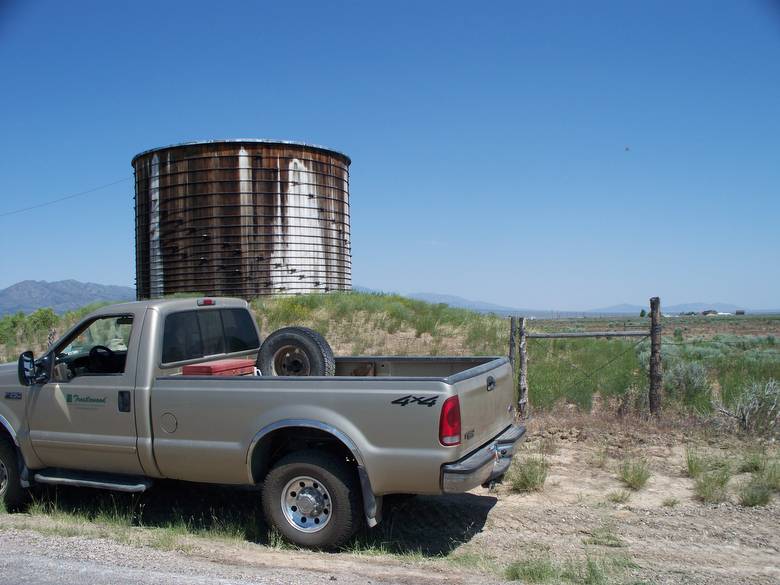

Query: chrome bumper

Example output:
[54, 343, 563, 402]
[440, 424, 526, 493]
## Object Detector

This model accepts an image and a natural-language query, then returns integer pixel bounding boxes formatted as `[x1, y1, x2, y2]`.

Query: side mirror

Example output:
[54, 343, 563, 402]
[17, 351, 49, 386]
[18, 351, 35, 386]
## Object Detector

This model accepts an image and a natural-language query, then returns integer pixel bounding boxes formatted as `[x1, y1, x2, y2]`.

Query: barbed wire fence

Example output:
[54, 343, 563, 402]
[508, 297, 662, 418]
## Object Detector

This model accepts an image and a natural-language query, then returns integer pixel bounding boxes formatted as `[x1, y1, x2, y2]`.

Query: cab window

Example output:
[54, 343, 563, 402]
[161, 308, 259, 364]
[54, 315, 133, 380]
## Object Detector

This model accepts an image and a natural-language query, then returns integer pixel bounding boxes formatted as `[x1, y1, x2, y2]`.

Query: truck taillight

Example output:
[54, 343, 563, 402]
[197, 298, 216, 306]
[438, 395, 461, 446]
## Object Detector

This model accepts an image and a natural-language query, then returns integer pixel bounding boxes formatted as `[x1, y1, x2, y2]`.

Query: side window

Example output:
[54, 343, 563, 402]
[161, 308, 259, 364]
[162, 311, 202, 363]
[222, 308, 260, 352]
[54, 315, 133, 379]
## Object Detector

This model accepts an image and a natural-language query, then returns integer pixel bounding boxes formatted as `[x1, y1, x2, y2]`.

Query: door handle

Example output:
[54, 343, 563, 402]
[118, 391, 131, 412]
[486, 376, 496, 392]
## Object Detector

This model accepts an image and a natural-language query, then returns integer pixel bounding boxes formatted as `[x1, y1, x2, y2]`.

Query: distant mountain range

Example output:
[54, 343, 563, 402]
[0, 280, 776, 317]
[0, 280, 135, 315]
[406, 293, 777, 317]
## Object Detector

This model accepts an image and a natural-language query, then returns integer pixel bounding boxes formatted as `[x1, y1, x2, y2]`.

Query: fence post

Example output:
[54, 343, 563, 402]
[518, 317, 528, 416]
[508, 315, 517, 379]
[649, 297, 662, 416]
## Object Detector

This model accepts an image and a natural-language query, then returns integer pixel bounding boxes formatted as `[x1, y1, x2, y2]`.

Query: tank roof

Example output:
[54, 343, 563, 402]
[131, 139, 351, 165]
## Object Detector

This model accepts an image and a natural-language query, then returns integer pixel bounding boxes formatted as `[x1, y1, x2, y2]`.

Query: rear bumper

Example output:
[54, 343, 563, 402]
[440, 424, 526, 493]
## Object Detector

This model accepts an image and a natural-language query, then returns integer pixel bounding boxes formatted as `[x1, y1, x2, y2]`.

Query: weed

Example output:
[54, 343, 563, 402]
[590, 445, 609, 469]
[538, 435, 559, 456]
[737, 448, 767, 473]
[738, 478, 772, 507]
[583, 523, 624, 547]
[505, 557, 558, 582]
[508, 456, 549, 492]
[761, 460, 780, 490]
[685, 449, 730, 478]
[694, 468, 732, 503]
[505, 553, 634, 584]
[447, 552, 498, 573]
[685, 449, 706, 478]
[733, 379, 780, 436]
[606, 490, 630, 504]
[662, 497, 680, 508]
[618, 458, 651, 490]
[583, 557, 607, 585]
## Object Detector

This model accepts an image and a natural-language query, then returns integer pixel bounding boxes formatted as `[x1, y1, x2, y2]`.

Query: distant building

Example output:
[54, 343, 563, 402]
[736, 309, 746, 316]
[702, 310, 718, 316]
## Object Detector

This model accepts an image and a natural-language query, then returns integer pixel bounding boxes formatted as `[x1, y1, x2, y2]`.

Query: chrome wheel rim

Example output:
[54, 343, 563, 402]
[0, 459, 7, 496]
[281, 475, 331, 533]
[272, 345, 311, 376]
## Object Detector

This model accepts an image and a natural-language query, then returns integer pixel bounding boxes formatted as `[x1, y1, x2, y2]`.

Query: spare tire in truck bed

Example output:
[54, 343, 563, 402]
[257, 327, 335, 376]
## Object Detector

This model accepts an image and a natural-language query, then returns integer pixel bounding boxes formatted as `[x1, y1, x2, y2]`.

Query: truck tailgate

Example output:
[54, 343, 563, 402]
[449, 358, 515, 450]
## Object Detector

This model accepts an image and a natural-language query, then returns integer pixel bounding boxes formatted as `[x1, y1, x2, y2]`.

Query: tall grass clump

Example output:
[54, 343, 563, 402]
[617, 458, 650, 490]
[694, 468, 732, 503]
[508, 456, 549, 492]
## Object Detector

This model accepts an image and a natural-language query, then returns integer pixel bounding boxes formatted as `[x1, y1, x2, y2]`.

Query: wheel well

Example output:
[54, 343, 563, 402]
[0, 424, 15, 448]
[250, 427, 357, 484]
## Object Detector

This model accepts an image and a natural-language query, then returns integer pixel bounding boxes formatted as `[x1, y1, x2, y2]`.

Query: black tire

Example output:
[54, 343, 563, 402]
[0, 439, 26, 511]
[257, 327, 335, 376]
[262, 450, 361, 550]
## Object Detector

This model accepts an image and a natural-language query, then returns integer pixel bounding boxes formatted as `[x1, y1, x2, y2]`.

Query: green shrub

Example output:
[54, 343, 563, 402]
[662, 497, 680, 507]
[738, 478, 772, 507]
[664, 360, 712, 411]
[618, 458, 650, 490]
[508, 456, 549, 492]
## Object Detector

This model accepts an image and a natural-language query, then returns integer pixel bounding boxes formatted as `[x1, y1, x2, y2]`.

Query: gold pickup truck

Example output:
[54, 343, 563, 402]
[0, 297, 525, 548]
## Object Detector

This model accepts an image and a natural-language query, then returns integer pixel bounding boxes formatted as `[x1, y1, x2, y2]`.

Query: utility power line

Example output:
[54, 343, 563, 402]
[0, 176, 132, 218]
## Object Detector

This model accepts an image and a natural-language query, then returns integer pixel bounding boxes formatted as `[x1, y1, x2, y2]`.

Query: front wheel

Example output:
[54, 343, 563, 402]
[0, 439, 26, 511]
[262, 450, 361, 549]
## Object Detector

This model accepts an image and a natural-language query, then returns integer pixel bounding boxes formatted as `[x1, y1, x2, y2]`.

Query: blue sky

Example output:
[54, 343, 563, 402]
[0, 1, 778, 310]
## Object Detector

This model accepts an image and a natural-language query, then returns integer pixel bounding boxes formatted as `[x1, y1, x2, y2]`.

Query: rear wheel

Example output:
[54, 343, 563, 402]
[262, 450, 361, 549]
[0, 439, 25, 511]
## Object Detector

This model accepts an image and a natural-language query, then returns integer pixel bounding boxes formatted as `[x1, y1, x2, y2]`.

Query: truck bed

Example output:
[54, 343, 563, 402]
[150, 355, 515, 494]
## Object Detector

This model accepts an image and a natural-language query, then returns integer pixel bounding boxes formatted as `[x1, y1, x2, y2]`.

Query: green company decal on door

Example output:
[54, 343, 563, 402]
[66, 394, 107, 406]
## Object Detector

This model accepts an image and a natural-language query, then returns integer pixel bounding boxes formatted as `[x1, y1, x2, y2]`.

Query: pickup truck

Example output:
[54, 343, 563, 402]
[0, 297, 525, 548]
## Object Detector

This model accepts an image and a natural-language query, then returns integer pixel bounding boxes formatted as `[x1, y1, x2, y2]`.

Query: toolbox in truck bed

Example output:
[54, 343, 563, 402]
[182, 358, 256, 376]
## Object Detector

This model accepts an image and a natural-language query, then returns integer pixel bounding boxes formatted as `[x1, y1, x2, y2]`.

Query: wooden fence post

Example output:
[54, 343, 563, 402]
[508, 316, 517, 371]
[649, 297, 662, 416]
[518, 317, 528, 416]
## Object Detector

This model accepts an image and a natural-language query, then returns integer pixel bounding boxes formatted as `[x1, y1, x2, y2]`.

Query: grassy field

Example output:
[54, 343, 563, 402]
[1, 291, 778, 419]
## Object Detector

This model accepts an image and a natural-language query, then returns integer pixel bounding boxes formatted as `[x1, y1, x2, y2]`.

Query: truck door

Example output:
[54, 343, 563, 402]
[27, 313, 144, 475]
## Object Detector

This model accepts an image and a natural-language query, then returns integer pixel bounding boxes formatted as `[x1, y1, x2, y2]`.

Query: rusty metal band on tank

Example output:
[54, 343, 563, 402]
[132, 139, 351, 299]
